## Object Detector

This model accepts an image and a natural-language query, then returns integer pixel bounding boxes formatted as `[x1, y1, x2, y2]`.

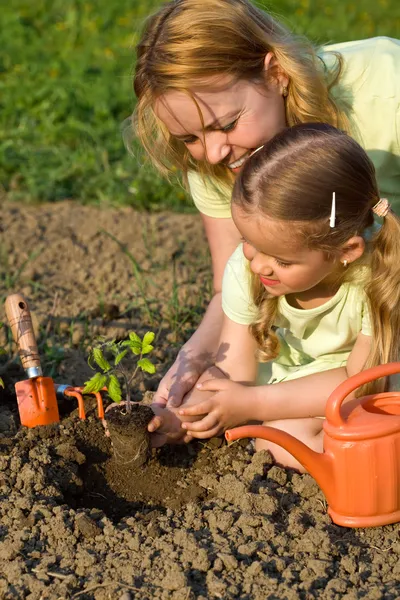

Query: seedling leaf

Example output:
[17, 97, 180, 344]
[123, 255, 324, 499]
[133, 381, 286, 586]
[129, 341, 142, 355]
[121, 339, 142, 354]
[115, 350, 128, 366]
[108, 342, 120, 356]
[108, 374, 122, 403]
[141, 344, 154, 355]
[129, 332, 142, 344]
[0, 377, 3, 389]
[93, 348, 112, 372]
[138, 358, 156, 374]
[83, 372, 108, 394]
[142, 332, 155, 346]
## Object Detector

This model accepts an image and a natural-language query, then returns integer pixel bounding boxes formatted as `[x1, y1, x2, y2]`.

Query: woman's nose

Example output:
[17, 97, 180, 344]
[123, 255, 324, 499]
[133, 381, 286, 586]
[204, 132, 231, 165]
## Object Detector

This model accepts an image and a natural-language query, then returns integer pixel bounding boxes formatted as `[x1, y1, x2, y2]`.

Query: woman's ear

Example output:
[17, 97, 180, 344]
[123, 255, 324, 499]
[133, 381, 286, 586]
[340, 236, 366, 265]
[263, 52, 289, 90]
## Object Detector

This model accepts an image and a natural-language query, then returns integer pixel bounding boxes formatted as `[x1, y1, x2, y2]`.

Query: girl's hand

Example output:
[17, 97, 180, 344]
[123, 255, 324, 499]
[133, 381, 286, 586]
[178, 379, 255, 439]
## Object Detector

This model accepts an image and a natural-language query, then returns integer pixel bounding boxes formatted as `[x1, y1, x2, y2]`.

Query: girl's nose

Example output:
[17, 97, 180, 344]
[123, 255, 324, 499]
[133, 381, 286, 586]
[250, 254, 274, 276]
[204, 132, 231, 165]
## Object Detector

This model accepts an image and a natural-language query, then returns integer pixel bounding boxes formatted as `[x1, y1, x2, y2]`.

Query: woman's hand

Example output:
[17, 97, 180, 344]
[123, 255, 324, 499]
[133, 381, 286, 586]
[178, 378, 256, 439]
[148, 365, 230, 445]
[147, 402, 190, 447]
[152, 345, 214, 408]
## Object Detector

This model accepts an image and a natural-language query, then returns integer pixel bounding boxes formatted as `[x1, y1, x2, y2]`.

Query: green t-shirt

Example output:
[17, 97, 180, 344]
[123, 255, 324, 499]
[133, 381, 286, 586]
[188, 36, 400, 216]
[222, 245, 371, 384]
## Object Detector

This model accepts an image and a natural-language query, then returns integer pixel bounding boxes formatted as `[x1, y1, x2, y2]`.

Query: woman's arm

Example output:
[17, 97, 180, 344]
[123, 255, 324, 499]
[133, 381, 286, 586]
[154, 214, 242, 407]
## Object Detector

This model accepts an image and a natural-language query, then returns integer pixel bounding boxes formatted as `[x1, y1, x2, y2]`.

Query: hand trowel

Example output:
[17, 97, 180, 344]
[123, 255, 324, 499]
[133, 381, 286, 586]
[5, 293, 60, 427]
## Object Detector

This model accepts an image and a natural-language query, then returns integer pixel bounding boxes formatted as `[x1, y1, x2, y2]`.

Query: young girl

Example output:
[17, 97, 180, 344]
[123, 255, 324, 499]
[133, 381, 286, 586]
[149, 123, 400, 470]
[133, 0, 400, 408]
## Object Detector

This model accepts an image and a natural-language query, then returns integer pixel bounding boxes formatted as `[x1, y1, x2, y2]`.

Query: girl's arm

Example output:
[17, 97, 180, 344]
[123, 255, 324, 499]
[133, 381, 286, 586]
[153, 214, 241, 407]
[181, 332, 372, 437]
[256, 332, 373, 421]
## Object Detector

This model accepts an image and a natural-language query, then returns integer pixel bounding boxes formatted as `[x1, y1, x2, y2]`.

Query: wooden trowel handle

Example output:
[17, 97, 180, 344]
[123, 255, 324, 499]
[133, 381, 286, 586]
[5, 293, 42, 377]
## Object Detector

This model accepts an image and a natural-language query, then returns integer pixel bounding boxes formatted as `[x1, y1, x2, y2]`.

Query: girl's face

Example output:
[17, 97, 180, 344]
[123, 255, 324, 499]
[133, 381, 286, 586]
[154, 64, 288, 173]
[232, 206, 339, 299]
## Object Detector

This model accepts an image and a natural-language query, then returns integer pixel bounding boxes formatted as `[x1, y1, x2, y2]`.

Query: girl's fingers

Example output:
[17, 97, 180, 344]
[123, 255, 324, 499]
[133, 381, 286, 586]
[189, 426, 222, 440]
[182, 413, 219, 432]
[196, 378, 227, 392]
[179, 400, 211, 417]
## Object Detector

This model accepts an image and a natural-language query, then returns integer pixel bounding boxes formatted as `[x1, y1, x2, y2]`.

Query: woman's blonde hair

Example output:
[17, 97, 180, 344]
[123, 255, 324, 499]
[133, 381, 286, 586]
[232, 123, 400, 396]
[133, 0, 350, 188]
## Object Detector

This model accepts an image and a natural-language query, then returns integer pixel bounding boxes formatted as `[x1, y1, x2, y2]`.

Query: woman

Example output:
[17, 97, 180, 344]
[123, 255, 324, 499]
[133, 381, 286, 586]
[132, 0, 400, 408]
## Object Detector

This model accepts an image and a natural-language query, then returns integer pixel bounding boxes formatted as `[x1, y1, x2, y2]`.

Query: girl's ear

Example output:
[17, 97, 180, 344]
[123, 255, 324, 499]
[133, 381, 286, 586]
[340, 236, 365, 265]
[263, 52, 289, 89]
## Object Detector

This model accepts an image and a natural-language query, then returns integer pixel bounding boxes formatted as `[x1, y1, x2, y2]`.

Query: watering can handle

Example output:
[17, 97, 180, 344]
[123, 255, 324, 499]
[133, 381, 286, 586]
[326, 362, 400, 427]
[4, 293, 42, 377]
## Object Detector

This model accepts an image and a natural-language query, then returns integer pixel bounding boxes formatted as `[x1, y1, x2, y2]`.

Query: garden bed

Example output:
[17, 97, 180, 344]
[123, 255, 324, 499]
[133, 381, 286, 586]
[0, 202, 399, 599]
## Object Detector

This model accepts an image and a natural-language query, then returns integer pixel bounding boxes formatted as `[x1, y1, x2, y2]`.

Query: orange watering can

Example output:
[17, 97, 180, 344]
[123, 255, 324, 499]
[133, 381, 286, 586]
[226, 363, 400, 528]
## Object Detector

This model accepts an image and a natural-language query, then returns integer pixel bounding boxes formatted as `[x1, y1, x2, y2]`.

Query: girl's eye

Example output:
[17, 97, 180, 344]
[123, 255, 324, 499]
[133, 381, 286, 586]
[275, 259, 292, 268]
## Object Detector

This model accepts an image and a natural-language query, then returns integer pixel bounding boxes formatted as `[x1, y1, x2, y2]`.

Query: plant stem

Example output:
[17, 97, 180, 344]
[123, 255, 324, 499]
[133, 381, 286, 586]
[121, 371, 132, 413]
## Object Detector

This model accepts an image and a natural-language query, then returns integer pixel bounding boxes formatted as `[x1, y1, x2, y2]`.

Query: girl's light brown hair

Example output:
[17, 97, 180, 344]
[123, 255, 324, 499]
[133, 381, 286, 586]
[132, 0, 349, 187]
[232, 122, 400, 395]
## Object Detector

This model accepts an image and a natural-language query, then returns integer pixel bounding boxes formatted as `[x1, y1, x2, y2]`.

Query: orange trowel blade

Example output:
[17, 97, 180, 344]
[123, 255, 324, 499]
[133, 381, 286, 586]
[16, 377, 60, 427]
[5, 293, 60, 428]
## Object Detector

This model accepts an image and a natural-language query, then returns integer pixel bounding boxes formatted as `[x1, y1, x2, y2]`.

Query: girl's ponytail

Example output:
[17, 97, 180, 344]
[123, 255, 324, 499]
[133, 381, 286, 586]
[362, 206, 400, 394]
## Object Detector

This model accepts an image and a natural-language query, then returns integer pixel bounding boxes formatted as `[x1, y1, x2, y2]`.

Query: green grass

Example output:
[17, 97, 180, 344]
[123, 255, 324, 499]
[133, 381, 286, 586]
[1, 0, 399, 210]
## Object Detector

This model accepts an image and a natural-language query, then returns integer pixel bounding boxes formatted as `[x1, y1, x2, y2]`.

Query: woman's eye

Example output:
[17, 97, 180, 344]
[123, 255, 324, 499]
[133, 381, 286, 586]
[221, 119, 238, 133]
[182, 136, 197, 145]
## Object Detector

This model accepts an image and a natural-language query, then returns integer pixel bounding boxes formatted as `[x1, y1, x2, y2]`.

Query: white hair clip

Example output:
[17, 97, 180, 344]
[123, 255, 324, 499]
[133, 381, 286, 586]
[329, 192, 336, 228]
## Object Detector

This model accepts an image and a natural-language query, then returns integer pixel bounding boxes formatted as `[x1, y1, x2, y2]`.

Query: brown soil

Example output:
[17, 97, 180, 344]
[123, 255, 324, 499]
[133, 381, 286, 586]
[1, 201, 400, 600]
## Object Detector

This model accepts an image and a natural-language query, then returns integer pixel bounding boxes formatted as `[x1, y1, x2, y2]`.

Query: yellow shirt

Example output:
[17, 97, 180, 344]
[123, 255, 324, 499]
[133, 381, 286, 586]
[222, 245, 371, 384]
[188, 36, 400, 217]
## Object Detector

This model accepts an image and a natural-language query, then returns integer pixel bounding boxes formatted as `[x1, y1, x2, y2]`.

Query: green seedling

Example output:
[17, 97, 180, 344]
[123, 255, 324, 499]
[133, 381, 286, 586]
[83, 331, 156, 412]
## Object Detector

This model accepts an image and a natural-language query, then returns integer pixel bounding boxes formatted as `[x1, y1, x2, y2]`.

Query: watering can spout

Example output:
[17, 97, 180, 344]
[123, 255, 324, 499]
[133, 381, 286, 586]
[225, 425, 333, 497]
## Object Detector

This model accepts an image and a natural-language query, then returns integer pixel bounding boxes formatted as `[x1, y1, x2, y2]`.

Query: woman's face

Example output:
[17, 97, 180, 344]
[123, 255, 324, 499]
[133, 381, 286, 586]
[154, 64, 288, 173]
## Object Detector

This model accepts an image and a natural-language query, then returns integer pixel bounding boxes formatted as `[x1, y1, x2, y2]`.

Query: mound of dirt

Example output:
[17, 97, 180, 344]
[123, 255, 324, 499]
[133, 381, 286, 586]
[0, 202, 399, 599]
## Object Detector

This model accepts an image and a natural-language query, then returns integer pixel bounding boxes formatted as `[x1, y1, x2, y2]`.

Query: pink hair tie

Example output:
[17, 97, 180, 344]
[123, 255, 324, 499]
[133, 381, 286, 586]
[372, 198, 391, 218]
